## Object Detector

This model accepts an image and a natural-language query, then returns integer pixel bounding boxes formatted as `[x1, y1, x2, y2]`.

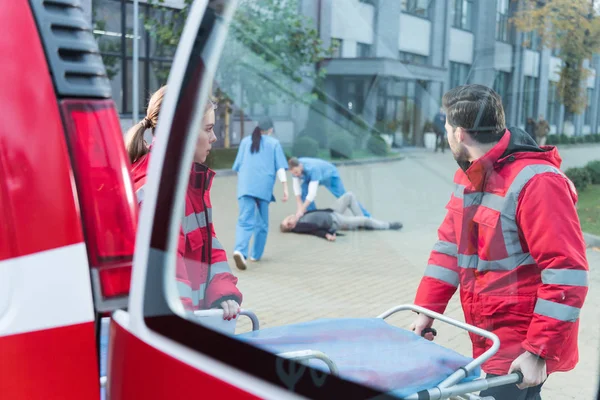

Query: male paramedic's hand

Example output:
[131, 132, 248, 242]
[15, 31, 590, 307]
[220, 300, 240, 321]
[508, 351, 547, 389]
[325, 233, 336, 242]
[410, 313, 435, 341]
[282, 186, 289, 202]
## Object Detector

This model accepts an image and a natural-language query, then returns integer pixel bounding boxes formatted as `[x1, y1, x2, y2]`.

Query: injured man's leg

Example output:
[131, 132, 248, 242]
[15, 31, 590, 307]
[332, 192, 368, 216]
[331, 213, 402, 231]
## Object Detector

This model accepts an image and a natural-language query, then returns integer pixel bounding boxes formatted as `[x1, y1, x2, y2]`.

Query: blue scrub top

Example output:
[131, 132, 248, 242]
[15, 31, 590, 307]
[233, 135, 288, 202]
[298, 157, 339, 184]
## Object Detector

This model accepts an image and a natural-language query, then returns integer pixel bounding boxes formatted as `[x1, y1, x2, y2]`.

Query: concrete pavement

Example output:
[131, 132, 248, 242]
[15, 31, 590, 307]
[209, 145, 600, 399]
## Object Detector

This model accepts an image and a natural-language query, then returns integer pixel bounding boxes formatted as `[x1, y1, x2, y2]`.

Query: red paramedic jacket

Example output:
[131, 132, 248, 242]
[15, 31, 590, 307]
[131, 152, 243, 311]
[415, 127, 588, 375]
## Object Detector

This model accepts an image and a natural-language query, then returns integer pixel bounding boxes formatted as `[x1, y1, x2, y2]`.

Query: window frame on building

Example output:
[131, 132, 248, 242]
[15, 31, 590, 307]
[452, 0, 473, 32]
[449, 61, 471, 89]
[495, 0, 511, 43]
[400, 0, 432, 19]
[331, 38, 343, 58]
[521, 75, 539, 125]
[357, 42, 372, 58]
[92, 0, 181, 116]
[399, 51, 428, 65]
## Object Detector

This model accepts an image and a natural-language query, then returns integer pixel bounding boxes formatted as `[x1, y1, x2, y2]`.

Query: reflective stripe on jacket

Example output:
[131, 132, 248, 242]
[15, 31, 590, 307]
[415, 128, 588, 375]
[132, 154, 243, 311]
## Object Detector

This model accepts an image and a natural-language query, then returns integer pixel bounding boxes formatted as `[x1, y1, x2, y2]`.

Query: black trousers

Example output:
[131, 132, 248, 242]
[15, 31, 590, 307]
[479, 374, 544, 400]
[434, 132, 446, 152]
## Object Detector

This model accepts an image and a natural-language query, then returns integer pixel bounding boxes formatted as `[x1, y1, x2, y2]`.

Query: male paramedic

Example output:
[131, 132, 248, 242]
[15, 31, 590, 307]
[410, 84, 588, 400]
[288, 156, 371, 218]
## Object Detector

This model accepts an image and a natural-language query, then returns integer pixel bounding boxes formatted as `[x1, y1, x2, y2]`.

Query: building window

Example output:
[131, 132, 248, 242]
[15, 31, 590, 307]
[546, 81, 559, 126]
[399, 51, 428, 65]
[449, 62, 471, 88]
[522, 76, 539, 125]
[401, 0, 431, 18]
[496, 0, 511, 42]
[331, 38, 343, 58]
[357, 42, 372, 58]
[375, 78, 419, 145]
[584, 88, 594, 125]
[493, 70, 511, 112]
[523, 30, 540, 51]
[452, 0, 473, 31]
[92, 0, 181, 115]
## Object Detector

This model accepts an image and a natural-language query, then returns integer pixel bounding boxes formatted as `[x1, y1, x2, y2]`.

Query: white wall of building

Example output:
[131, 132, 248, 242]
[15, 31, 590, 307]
[398, 14, 431, 56]
[523, 50, 540, 77]
[331, 0, 375, 45]
[549, 56, 562, 82]
[494, 42, 513, 72]
[449, 28, 474, 64]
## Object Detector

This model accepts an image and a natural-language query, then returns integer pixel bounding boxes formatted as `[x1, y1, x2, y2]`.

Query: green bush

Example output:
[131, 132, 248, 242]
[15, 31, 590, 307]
[594, 134, 600, 143]
[565, 167, 593, 192]
[292, 136, 320, 158]
[546, 135, 558, 145]
[559, 134, 569, 144]
[585, 160, 600, 184]
[328, 132, 354, 159]
[204, 147, 239, 170]
[584, 134, 595, 143]
[366, 134, 389, 156]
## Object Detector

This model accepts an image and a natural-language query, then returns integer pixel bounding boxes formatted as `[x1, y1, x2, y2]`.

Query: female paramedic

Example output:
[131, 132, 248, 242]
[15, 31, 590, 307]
[231, 117, 289, 271]
[125, 86, 243, 320]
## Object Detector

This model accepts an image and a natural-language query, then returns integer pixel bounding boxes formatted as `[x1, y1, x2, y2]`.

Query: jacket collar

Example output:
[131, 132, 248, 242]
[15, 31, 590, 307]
[189, 162, 215, 191]
[463, 129, 510, 188]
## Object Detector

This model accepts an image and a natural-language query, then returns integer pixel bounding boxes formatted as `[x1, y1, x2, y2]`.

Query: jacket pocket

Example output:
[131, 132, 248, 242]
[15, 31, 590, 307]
[480, 295, 536, 331]
[472, 206, 500, 228]
[186, 229, 205, 252]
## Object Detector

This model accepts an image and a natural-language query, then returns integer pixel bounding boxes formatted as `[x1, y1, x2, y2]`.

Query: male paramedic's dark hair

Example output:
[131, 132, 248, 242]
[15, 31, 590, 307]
[288, 157, 300, 169]
[250, 117, 274, 154]
[442, 84, 506, 144]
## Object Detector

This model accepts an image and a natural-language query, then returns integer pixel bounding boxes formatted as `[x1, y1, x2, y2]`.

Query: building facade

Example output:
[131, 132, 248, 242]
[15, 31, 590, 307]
[87, 0, 600, 147]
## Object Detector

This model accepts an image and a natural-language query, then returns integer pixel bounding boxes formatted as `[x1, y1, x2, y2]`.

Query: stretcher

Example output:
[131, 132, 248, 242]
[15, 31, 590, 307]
[195, 304, 523, 400]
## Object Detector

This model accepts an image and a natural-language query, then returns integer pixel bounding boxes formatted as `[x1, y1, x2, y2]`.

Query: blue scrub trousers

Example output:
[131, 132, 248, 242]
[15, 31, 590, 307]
[234, 196, 270, 260]
[302, 176, 371, 217]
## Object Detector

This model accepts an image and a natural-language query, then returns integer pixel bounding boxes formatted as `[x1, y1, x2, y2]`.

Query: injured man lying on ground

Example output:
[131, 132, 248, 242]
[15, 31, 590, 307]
[279, 192, 402, 241]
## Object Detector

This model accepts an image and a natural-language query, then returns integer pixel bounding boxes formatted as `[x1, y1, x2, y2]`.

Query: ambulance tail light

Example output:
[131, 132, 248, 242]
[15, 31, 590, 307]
[60, 99, 138, 312]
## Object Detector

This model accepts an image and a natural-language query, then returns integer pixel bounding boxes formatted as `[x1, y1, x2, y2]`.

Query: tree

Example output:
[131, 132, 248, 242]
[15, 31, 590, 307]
[512, 0, 600, 116]
[144, 0, 336, 147]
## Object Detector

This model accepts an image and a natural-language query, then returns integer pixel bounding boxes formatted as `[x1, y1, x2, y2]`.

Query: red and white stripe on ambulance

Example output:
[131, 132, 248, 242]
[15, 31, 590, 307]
[0, 1, 138, 399]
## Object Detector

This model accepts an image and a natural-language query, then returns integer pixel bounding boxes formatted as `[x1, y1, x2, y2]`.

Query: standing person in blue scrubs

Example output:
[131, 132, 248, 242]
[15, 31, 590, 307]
[288, 157, 371, 219]
[232, 117, 289, 270]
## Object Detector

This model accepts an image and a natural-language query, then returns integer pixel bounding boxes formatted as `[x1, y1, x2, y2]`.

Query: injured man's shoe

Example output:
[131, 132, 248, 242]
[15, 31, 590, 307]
[389, 222, 403, 230]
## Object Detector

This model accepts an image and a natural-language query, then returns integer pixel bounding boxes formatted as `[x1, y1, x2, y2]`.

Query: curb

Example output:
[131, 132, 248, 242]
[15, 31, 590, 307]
[214, 155, 405, 176]
[584, 232, 600, 248]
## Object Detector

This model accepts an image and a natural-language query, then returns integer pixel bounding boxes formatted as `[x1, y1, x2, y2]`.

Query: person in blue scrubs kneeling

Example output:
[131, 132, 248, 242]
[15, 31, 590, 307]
[232, 117, 289, 270]
[288, 157, 371, 219]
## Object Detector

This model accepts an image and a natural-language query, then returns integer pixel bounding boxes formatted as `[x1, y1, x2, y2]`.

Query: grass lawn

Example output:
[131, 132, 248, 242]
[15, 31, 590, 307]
[205, 147, 399, 170]
[578, 184, 600, 236]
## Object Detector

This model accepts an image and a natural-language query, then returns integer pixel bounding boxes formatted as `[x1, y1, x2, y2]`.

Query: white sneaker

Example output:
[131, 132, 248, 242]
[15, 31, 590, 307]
[249, 257, 259, 262]
[233, 251, 247, 270]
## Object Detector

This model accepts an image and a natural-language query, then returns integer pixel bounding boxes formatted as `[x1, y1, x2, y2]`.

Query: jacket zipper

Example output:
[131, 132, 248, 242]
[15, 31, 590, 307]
[202, 173, 212, 304]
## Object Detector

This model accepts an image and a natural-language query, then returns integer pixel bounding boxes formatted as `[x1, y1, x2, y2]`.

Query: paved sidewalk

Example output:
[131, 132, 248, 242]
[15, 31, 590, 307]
[210, 145, 600, 399]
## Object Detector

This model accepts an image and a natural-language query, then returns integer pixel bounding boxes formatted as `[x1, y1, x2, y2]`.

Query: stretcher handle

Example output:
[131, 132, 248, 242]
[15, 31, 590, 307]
[278, 350, 339, 376]
[421, 327, 437, 338]
[403, 371, 523, 400]
[377, 304, 500, 389]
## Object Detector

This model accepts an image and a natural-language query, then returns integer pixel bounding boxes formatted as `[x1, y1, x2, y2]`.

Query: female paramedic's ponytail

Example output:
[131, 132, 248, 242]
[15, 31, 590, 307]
[250, 116, 274, 154]
[126, 85, 167, 164]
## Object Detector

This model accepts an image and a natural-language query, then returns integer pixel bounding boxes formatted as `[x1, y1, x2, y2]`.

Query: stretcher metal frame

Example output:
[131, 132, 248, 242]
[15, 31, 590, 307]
[193, 304, 523, 400]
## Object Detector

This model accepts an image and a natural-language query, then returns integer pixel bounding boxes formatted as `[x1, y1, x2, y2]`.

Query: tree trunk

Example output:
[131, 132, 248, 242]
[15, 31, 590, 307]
[240, 108, 245, 139]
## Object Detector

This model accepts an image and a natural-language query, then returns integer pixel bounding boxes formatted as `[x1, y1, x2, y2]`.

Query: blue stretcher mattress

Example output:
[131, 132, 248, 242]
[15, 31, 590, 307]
[236, 318, 480, 398]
